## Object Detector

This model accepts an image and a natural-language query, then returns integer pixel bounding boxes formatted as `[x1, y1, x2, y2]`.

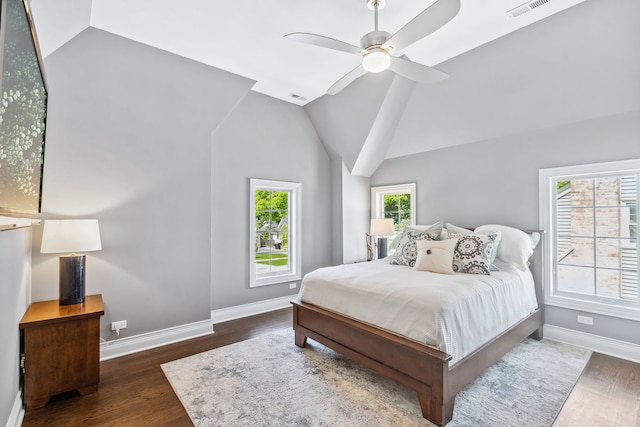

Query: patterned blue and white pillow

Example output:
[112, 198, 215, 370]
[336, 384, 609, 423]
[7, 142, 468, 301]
[388, 223, 442, 267]
[452, 232, 500, 275]
[446, 223, 502, 271]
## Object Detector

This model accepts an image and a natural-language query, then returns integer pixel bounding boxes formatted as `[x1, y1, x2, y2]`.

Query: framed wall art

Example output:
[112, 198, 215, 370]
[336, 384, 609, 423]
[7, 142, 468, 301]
[0, 0, 47, 218]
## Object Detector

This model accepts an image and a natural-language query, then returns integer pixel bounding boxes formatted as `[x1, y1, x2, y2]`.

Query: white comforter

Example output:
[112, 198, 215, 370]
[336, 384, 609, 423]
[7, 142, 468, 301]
[298, 259, 538, 365]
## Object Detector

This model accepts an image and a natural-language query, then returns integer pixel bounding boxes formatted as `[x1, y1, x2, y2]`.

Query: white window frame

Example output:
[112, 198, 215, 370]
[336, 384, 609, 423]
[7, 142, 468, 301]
[249, 179, 301, 287]
[539, 159, 640, 321]
[371, 183, 416, 232]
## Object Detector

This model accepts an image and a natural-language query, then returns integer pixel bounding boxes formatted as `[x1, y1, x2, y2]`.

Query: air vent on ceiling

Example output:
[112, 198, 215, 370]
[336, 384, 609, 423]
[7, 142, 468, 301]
[507, 0, 551, 18]
[289, 93, 308, 102]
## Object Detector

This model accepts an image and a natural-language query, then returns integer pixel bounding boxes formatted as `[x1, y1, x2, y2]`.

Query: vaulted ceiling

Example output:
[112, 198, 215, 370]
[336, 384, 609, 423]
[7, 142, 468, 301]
[30, 0, 590, 105]
[29, 0, 640, 175]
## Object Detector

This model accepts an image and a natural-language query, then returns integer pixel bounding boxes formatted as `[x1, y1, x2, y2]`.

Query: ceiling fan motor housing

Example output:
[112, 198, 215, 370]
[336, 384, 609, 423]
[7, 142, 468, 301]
[360, 31, 391, 50]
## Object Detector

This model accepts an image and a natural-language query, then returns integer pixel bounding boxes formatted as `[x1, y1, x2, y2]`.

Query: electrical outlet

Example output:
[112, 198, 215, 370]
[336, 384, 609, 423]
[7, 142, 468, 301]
[289, 283, 297, 289]
[111, 320, 127, 330]
[577, 315, 593, 325]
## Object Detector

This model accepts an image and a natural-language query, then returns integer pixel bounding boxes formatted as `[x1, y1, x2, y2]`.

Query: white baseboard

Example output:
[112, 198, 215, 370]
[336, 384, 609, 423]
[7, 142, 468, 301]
[6, 391, 24, 427]
[544, 324, 640, 363]
[100, 319, 213, 361]
[99, 294, 296, 361]
[211, 294, 295, 326]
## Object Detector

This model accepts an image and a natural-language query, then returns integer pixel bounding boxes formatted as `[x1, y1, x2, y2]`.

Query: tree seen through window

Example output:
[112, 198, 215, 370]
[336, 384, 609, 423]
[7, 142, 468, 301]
[383, 193, 411, 234]
[255, 190, 289, 271]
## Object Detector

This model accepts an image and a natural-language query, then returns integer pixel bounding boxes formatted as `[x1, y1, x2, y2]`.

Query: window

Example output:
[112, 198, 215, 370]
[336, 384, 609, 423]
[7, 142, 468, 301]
[371, 183, 416, 238]
[539, 159, 639, 320]
[250, 179, 301, 287]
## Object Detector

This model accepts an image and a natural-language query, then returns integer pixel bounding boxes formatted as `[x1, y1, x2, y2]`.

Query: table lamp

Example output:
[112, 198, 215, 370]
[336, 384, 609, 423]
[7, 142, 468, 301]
[370, 218, 394, 259]
[41, 219, 102, 305]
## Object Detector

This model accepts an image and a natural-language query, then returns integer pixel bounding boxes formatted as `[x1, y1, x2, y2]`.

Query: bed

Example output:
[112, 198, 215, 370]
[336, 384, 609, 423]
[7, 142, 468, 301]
[291, 224, 544, 427]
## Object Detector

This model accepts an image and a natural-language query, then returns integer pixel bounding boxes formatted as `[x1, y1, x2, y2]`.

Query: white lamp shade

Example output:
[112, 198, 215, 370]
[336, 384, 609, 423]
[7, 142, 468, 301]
[41, 219, 102, 254]
[370, 218, 394, 236]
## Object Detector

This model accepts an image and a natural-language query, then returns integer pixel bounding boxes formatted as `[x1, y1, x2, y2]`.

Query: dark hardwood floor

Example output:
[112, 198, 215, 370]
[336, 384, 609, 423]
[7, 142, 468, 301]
[21, 307, 640, 427]
[553, 352, 640, 427]
[21, 308, 292, 427]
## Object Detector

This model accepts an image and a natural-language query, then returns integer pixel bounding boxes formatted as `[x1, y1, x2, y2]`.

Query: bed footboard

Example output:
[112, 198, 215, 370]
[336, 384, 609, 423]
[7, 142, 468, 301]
[292, 300, 454, 426]
[292, 300, 542, 426]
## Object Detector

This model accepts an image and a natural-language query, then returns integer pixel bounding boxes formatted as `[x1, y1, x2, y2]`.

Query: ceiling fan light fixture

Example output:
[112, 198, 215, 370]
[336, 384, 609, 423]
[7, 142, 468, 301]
[362, 49, 391, 73]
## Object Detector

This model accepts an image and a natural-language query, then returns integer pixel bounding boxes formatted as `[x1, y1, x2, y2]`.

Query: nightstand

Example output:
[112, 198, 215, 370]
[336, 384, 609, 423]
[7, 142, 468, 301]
[19, 294, 104, 409]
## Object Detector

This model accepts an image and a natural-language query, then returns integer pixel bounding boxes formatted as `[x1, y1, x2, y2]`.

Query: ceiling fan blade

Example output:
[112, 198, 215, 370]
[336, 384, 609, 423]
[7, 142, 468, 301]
[382, 0, 461, 54]
[327, 65, 368, 95]
[284, 32, 364, 56]
[388, 56, 448, 84]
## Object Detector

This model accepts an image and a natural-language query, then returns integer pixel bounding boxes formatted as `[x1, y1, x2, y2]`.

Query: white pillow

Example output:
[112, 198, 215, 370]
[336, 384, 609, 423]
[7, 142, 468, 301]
[530, 231, 541, 249]
[389, 221, 444, 250]
[444, 223, 472, 236]
[389, 224, 433, 250]
[411, 223, 448, 241]
[414, 239, 457, 274]
[409, 224, 435, 231]
[475, 224, 539, 271]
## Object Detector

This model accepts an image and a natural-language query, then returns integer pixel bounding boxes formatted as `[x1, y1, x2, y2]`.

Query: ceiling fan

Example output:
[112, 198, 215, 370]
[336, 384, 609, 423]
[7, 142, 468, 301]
[285, 0, 461, 95]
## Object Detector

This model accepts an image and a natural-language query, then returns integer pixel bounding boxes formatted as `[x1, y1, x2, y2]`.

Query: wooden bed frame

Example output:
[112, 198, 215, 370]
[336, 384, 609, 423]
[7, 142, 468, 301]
[291, 231, 544, 427]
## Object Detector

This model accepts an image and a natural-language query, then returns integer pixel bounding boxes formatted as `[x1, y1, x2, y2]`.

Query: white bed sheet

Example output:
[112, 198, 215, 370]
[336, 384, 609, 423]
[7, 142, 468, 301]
[298, 259, 538, 365]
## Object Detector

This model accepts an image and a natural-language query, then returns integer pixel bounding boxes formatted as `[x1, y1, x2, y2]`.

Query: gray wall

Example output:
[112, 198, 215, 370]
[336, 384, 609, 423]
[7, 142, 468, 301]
[305, 72, 394, 172]
[30, 28, 254, 339]
[330, 158, 344, 266]
[341, 161, 370, 263]
[210, 92, 332, 309]
[326, 159, 370, 266]
[371, 110, 640, 344]
[1, 28, 333, 423]
[0, 228, 31, 426]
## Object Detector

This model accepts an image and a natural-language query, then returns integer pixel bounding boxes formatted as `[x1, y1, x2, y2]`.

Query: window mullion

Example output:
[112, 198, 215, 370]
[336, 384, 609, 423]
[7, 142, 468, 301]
[592, 182, 597, 297]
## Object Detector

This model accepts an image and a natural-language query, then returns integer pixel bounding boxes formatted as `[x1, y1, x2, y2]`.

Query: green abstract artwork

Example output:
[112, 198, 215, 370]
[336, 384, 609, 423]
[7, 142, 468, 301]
[0, 0, 47, 216]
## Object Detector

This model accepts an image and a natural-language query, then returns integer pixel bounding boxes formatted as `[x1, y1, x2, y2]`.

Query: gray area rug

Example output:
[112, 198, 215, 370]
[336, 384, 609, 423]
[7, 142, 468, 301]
[161, 329, 591, 427]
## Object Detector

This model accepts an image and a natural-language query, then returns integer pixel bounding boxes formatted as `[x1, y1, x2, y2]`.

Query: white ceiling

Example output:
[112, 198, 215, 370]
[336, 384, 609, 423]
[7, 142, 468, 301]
[303, 0, 640, 167]
[31, 0, 586, 105]
[385, 0, 640, 158]
[28, 0, 640, 167]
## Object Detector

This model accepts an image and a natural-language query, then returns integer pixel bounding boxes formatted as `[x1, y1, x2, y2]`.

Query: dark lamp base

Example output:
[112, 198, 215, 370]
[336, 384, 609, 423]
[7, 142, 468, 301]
[377, 237, 388, 259]
[59, 255, 86, 305]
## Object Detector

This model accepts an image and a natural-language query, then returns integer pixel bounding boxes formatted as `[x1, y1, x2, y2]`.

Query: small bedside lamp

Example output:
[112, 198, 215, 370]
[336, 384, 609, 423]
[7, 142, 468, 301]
[41, 219, 102, 305]
[370, 218, 394, 259]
